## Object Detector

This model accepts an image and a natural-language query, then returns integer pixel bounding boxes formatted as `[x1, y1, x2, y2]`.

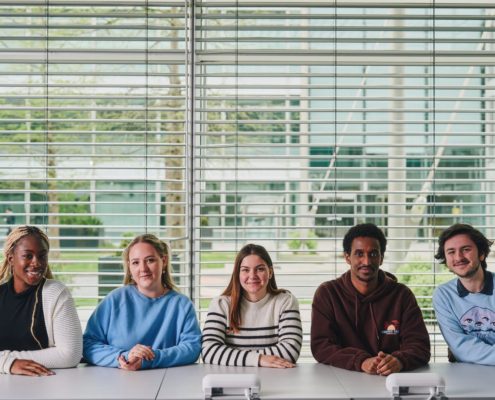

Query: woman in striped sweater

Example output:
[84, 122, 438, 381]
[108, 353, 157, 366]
[0, 226, 82, 376]
[202, 244, 302, 368]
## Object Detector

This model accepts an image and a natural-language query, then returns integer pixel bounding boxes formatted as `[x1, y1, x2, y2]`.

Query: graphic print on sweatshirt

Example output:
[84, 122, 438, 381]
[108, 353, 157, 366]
[460, 306, 495, 345]
[381, 319, 400, 335]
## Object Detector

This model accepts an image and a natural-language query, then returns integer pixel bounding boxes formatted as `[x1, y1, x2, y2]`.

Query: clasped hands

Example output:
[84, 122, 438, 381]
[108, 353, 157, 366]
[118, 343, 155, 371]
[361, 351, 402, 376]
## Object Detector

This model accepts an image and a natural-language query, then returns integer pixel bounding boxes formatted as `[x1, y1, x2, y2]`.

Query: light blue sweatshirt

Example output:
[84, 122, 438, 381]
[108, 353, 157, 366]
[83, 285, 201, 369]
[433, 271, 495, 365]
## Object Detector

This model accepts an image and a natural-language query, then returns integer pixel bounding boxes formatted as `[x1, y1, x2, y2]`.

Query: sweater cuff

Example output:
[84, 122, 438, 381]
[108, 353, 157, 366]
[120, 350, 130, 362]
[245, 351, 259, 367]
[354, 352, 372, 372]
[391, 351, 406, 371]
[140, 358, 152, 370]
[0, 353, 15, 374]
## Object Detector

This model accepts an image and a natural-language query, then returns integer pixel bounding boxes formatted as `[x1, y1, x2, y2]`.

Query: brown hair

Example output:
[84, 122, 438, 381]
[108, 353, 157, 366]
[0, 225, 53, 283]
[122, 234, 177, 291]
[222, 243, 285, 332]
[435, 223, 493, 270]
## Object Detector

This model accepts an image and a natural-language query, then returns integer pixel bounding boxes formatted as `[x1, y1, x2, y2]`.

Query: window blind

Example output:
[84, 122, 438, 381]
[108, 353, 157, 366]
[1, 0, 494, 361]
[195, 0, 495, 361]
[0, 0, 190, 322]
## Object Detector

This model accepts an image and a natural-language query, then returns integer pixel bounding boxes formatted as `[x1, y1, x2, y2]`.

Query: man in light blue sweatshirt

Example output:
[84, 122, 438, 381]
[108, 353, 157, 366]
[433, 223, 495, 365]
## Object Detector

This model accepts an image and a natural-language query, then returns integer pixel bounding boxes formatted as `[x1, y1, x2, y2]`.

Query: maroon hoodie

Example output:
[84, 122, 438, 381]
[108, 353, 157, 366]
[311, 269, 430, 372]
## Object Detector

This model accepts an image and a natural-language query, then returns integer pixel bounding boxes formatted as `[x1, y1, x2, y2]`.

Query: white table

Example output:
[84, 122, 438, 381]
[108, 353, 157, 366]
[332, 366, 390, 399]
[157, 363, 348, 400]
[1, 362, 494, 399]
[158, 362, 495, 400]
[333, 362, 495, 400]
[0, 364, 166, 400]
[425, 363, 495, 400]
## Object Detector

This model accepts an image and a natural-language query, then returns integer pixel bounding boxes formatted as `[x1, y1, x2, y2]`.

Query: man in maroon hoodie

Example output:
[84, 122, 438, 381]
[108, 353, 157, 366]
[311, 223, 430, 375]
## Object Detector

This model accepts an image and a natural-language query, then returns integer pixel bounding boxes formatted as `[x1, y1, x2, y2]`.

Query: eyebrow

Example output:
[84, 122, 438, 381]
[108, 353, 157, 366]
[21, 250, 47, 255]
[240, 264, 266, 268]
[446, 245, 472, 252]
[130, 256, 153, 262]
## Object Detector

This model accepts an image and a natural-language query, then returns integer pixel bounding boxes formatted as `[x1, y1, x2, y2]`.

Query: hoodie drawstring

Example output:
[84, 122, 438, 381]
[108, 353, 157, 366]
[354, 293, 359, 330]
[369, 303, 380, 343]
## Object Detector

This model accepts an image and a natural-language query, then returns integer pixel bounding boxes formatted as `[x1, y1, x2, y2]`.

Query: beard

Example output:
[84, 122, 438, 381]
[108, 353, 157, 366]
[354, 265, 379, 282]
[457, 262, 481, 279]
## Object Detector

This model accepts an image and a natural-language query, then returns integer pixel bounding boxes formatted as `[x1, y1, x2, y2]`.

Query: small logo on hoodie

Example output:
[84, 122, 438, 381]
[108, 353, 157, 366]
[381, 320, 400, 335]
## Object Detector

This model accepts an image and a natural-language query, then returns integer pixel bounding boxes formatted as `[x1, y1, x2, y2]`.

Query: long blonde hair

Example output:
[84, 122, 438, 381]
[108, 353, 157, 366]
[0, 225, 53, 283]
[121, 234, 177, 291]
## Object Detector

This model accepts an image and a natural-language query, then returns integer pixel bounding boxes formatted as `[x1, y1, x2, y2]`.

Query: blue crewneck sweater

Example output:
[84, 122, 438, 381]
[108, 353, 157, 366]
[83, 285, 201, 369]
[433, 271, 495, 365]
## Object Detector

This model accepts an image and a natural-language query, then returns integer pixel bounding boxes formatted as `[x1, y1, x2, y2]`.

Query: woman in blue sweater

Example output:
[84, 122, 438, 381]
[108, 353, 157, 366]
[83, 234, 201, 370]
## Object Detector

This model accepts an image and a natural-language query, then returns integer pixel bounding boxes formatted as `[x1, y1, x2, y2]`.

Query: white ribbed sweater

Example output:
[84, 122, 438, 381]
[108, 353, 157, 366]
[0, 279, 83, 374]
[201, 291, 302, 367]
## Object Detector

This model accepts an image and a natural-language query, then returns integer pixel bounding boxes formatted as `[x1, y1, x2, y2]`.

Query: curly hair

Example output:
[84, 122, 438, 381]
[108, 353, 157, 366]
[343, 223, 387, 255]
[435, 224, 493, 270]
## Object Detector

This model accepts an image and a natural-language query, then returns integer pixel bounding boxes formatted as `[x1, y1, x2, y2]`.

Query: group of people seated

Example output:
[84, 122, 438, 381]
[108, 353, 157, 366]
[1, 222, 493, 377]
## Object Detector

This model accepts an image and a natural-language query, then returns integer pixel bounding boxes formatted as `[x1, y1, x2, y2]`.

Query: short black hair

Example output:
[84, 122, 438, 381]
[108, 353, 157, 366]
[343, 223, 387, 255]
[435, 223, 493, 270]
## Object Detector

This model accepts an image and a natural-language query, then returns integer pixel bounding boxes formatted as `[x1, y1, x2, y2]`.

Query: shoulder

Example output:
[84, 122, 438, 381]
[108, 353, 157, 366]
[273, 291, 299, 308]
[317, 279, 335, 291]
[42, 279, 71, 300]
[105, 285, 130, 301]
[386, 280, 419, 303]
[94, 285, 129, 312]
[167, 290, 194, 308]
[210, 294, 231, 308]
[41, 280, 78, 321]
[433, 279, 457, 302]
[208, 295, 231, 315]
[390, 279, 414, 294]
[314, 279, 340, 300]
[43, 278, 68, 292]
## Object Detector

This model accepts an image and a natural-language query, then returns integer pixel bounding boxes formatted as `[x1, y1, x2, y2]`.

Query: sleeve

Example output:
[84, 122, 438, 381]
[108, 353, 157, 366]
[0, 286, 83, 374]
[390, 288, 431, 370]
[310, 284, 371, 372]
[82, 296, 124, 368]
[142, 299, 201, 369]
[201, 297, 260, 367]
[433, 287, 495, 365]
[258, 292, 302, 364]
[0, 352, 13, 374]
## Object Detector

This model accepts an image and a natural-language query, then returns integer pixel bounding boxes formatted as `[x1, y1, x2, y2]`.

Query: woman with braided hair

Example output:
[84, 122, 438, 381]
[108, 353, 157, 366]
[0, 226, 82, 376]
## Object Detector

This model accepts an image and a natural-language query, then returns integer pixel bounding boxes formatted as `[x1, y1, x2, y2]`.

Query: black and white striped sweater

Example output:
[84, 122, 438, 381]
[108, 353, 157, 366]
[201, 291, 302, 366]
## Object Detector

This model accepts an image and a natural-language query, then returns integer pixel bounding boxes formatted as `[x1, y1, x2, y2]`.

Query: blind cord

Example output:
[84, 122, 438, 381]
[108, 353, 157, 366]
[145, 0, 149, 232]
[235, 0, 239, 250]
[45, 0, 49, 231]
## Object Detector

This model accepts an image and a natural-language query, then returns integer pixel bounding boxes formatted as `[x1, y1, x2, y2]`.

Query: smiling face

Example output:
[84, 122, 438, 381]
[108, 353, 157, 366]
[128, 242, 167, 297]
[239, 254, 272, 302]
[444, 233, 484, 279]
[9, 235, 48, 294]
[345, 236, 383, 293]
